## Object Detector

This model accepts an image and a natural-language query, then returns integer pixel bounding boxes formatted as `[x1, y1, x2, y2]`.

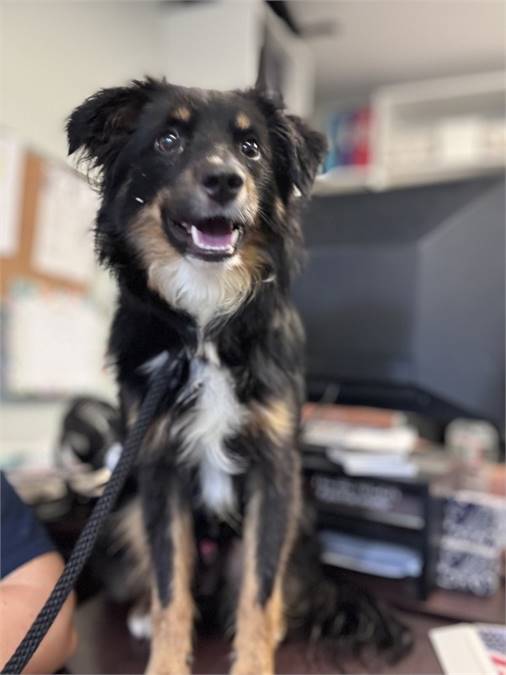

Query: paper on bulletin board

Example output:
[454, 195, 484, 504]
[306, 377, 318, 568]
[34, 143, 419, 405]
[32, 162, 98, 284]
[6, 286, 108, 396]
[0, 133, 24, 257]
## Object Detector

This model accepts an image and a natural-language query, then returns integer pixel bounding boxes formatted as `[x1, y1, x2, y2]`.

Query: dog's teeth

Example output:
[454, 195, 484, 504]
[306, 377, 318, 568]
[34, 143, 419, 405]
[190, 225, 234, 252]
[191, 225, 201, 246]
[231, 229, 239, 246]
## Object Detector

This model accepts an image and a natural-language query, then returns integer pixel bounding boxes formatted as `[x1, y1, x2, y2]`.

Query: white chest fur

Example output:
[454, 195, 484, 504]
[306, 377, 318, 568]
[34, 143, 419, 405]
[181, 344, 245, 514]
[148, 254, 250, 327]
[146, 344, 245, 516]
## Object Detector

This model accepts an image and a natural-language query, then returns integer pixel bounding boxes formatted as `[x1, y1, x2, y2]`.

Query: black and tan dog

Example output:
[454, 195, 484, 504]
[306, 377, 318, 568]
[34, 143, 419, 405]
[67, 78, 408, 674]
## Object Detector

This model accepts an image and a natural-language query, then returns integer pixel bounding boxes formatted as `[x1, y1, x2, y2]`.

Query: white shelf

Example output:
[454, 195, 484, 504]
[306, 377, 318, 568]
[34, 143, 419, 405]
[383, 157, 505, 189]
[314, 166, 371, 196]
[317, 71, 506, 196]
[313, 160, 504, 197]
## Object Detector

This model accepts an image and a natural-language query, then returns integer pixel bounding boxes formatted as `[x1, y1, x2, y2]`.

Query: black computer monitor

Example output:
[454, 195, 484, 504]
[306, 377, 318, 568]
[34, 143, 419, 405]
[294, 174, 505, 436]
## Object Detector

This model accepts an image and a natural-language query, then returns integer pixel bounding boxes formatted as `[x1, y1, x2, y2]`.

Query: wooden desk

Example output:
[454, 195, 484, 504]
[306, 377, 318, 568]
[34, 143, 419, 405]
[65, 461, 505, 673]
[334, 570, 505, 625]
[68, 595, 450, 674]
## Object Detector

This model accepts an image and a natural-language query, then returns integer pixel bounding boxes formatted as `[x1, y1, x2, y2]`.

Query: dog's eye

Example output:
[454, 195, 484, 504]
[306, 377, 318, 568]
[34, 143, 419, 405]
[155, 130, 182, 154]
[240, 138, 260, 160]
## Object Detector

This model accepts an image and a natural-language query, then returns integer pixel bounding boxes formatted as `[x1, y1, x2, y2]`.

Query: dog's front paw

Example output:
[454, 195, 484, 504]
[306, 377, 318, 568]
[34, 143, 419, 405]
[127, 608, 152, 640]
[230, 651, 274, 675]
[145, 652, 192, 675]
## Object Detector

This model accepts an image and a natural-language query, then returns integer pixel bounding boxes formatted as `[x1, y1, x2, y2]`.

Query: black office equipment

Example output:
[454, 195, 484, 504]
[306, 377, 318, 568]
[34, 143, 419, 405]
[302, 445, 441, 600]
[295, 174, 505, 437]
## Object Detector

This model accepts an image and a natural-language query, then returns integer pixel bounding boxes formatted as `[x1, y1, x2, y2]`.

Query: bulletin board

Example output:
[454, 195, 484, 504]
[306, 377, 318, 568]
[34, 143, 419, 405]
[0, 149, 97, 297]
[0, 136, 106, 398]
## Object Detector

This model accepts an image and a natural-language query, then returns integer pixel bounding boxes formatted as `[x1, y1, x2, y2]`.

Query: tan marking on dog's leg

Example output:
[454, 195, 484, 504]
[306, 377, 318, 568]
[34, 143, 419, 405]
[231, 495, 287, 675]
[146, 506, 195, 675]
[114, 499, 150, 588]
[250, 398, 294, 446]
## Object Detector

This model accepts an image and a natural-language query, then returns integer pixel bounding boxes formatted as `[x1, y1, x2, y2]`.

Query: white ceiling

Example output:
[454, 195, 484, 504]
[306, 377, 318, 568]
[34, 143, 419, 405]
[290, 1, 505, 98]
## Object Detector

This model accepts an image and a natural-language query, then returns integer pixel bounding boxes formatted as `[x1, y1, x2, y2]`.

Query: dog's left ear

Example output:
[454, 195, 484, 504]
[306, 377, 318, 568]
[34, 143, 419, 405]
[281, 112, 328, 199]
[254, 91, 327, 200]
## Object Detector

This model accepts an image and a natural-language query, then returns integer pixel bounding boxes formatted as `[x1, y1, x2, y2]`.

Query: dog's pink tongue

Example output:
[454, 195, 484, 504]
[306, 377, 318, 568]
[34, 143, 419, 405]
[191, 218, 234, 250]
[193, 229, 234, 248]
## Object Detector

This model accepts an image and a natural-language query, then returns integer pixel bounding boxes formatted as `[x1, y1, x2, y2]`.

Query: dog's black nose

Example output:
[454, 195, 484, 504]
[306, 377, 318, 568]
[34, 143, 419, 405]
[201, 167, 244, 204]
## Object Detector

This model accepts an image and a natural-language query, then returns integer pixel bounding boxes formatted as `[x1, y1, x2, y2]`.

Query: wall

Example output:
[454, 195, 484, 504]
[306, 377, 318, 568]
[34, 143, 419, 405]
[0, 0, 165, 160]
[160, 0, 262, 91]
[0, 0, 166, 466]
[0, 0, 266, 161]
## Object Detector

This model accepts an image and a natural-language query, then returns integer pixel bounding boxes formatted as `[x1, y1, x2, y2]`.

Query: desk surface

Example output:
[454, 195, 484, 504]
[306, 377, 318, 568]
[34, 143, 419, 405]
[67, 460, 505, 673]
[68, 595, 449, 674]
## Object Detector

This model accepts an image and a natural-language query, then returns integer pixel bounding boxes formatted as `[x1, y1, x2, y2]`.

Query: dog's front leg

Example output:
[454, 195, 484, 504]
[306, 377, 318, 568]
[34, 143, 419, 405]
[140, 466, 195, 675]
[232, 412, 301, 675]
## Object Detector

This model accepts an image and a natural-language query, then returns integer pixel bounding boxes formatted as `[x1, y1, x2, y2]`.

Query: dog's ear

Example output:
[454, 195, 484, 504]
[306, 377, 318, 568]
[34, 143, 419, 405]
[254, 90, 327, 200]
[66, 78, 160, 169]
[279, 112, 328, 198]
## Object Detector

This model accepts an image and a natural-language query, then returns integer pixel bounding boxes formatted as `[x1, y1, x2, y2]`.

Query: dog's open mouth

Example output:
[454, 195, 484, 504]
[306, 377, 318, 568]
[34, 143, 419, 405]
[174, 217, 241, 260]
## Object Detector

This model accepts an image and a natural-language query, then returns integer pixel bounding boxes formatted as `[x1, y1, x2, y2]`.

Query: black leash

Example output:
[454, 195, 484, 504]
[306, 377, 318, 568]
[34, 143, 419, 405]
[2, 355, 186, 674]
